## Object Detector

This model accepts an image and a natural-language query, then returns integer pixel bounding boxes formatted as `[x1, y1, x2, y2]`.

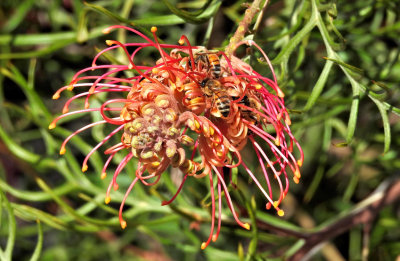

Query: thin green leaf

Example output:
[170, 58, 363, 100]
[371, 80, 390, 92]
[256, 211, 303, 232]
[0, 26, 107, 59]
[27, 58, 36, 90]
[343, 167, 359, 202]
[304, 122, 332, 202]
[83, 2, 131, 24]
[205, 246, 239, 261]
[327, 15, 346, 45]
[29, 220, 43, 261]
[323, 57, 364, 76]
[375, 101, 391, 153]
[0, 192, 3, 261]
[346, 78, 361, 144]
[1, 62, 53, 122]
[272, 5, 318, 64]
[303, 60, 333, 111]
[77, 193, 119, 215]
[294, 41, 306, 71]
[1, 191, 16, 261]
[161, 0, 221, 24]
[285, 240, 306, 259]
[349, 226, 362, 260]
[2, 0, 35, 32]
[12, 203, 67, 230]
[85, 2, 185, 26]
[238, 242, 244, 261]
[130, 15, 185, 26]
[77, 9, 89, 43]
[316, 9, 344, 51]
[0, 124, 41, 163]
[120, 0, 135, 18]
[0, 178, 77, 202]
[177, 0, 213, 17]
[293, 106, 348, 130]
[0, 26, 106, 46]
[0, 32, 74, 46]
[35, 177, 114, 227]
[0, 192, 2, 227]
[245, 196, 258, 261]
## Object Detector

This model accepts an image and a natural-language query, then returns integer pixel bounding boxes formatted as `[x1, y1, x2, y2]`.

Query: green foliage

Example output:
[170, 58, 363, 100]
[0, 0, 399, 260]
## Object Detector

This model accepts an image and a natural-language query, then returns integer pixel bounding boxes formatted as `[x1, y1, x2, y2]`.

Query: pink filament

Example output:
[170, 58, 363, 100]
[82, 125, 125, 171]
[61, 120, 106, 151]
[99, 99, 136, 125]
[63, 88, 129, 113]
[101, 152, 117, 177]
[50, 108, 120, 127]
[211, 165, 249, 229]
[241, 161, 277, 210]
[119, 176, 140, 228]
[179, 35, 196, 71]
[234, 40, 277, 84]
[250, 138, 273, 200]
[201, 171, 216, 249]
[111, 152, 134, 190]
[212, 180, 222, 242]
[251, 137, 285, 205]
[161, 174, 188, 206]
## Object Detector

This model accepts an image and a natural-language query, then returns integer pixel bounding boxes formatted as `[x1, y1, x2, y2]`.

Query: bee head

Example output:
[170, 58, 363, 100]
[200, 78, 210, 88]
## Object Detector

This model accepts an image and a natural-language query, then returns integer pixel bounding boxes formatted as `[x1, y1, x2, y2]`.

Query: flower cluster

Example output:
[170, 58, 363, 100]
[50, 25, 303, 249]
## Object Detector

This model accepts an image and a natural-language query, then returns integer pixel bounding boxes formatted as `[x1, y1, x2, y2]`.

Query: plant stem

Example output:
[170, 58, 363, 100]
[225, 0, 264, 56]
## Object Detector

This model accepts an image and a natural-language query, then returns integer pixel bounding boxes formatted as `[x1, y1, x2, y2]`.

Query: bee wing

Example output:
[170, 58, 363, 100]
[210, 106, 222, 118]
[227, 88, 241, 97]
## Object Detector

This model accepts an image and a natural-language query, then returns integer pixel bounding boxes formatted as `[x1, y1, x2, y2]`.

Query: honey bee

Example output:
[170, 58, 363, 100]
[193, 52, 222, 79]
[200, 78, 231, 118]
[235, 95, 261, 124]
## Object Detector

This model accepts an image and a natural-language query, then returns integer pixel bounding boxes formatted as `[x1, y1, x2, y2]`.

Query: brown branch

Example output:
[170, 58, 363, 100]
[225, 0, 264, 57]
[286, 178, 400, 261]
[252, 178, 400, 260]
[255, 219, 308, 239]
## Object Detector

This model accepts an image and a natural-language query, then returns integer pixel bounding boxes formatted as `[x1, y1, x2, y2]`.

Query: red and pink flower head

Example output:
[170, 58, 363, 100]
[50, 25, 303, 249]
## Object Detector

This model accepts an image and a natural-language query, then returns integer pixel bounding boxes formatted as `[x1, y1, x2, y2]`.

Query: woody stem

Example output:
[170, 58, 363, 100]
[225, 0, 264, 57]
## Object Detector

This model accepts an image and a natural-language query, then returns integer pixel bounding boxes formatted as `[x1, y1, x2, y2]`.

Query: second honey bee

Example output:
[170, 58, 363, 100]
[193, 52, 222, 79]
[233, 95, 262, 125]
[200, 78, 231, 118]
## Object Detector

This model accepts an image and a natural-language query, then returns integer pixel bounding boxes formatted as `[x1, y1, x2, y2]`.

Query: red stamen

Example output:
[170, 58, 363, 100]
[99, 99, 136, 125]
[111, 152, 134, 191]
[212, 165, 250, 230]
[250, 137, 273, 200]
[49, 108, 120, 130]
[201, 172, 216, 250]
[60, 120, 106, 155]
[119, 177, 139, 229]
[101, 152, 117, 179]
[81, 125, 124, 172]
[212, 180, 222, 242]
[151, 27, 168, 65]
[178, 35, 196, 71]
[161, 174, 188, 206]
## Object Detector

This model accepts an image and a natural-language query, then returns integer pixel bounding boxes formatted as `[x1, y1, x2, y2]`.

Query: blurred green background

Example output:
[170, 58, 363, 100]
[0, 0, 399, 260]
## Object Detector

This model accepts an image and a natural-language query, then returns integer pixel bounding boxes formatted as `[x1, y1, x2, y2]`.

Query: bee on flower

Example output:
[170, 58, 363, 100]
[49, 25, 303, 249]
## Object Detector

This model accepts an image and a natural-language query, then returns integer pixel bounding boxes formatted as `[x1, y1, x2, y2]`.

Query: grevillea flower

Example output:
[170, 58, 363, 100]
[50, 25, 303, 249]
